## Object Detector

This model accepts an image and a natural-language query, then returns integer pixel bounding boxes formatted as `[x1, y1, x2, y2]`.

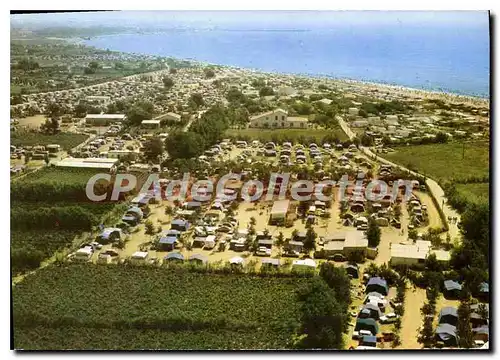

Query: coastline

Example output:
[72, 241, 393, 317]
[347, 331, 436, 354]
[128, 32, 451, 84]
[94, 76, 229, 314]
[20, 35, 490, 105]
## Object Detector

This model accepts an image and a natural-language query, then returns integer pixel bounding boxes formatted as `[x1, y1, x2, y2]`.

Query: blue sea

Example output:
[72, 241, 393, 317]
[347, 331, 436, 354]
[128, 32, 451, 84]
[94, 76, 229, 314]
[78, 11, 490, 98]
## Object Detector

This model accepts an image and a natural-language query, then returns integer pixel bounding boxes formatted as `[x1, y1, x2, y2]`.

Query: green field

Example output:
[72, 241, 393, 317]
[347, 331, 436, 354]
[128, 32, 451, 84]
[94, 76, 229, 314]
[384, 141, 489, 182]
[455, 183, 490, 204]
[13, 265, 307, 350]
[225, 127, 348, 143]
[11, 167, 122, 274]
[11, 132, 89, 151]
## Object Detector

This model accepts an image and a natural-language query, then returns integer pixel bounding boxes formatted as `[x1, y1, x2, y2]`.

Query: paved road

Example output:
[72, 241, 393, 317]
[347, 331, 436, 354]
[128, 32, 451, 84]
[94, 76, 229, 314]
[338, 116, 461, 241]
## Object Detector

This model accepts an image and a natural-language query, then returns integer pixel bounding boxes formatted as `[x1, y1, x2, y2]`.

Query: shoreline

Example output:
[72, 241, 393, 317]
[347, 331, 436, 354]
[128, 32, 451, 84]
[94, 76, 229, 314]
[17, 35, 490, 105]
[76, 34, 489, 102]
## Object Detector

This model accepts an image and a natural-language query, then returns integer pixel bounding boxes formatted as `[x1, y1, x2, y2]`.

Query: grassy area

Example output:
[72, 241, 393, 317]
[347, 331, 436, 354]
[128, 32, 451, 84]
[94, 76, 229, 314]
[13, 265, 307, 350]
[225, 127, 348, 142]
[455, 183, 490, 204]
[11, 132, 88, 151]
[384, 141, 489, 182]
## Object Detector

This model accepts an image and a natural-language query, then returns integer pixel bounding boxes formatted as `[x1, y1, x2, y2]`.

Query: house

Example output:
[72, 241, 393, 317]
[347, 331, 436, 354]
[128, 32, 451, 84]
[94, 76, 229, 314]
[85, 113, 126, 125]
[164, 112, 182, 122]
[443, 280, 462, 298]
[323, 231, 368, 257]
[344, 231, 369, 257]
[438, 307, 458, 326]
[435, 324, 458, 347]
[141, 119, 161, 129]
[366, 277, 388, 296]
[249, 109, 308, 129]
[269, 199, 290, 225]
[389, 243, 428, 268]
[55, 157, 119, 171]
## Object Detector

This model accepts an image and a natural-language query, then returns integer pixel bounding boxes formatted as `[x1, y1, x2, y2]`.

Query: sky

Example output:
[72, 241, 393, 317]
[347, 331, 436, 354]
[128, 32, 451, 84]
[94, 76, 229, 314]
[11, 10, 490, 30]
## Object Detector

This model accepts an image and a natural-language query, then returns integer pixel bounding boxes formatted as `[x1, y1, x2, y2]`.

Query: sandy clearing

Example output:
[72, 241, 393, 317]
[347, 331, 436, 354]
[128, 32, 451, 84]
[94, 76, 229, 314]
[398, 286, 427, 349]
[17, 114, 47, 128]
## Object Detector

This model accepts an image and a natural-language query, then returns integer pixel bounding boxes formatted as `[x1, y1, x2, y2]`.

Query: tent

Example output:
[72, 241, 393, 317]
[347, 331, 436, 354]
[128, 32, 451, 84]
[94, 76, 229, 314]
[438, 307, 458, 326]
[164, 252, 184, 262]
[229, 256, 244, 265]
[158, 236, 177, 251]
[435, 324, 458, 347]
[262, 258, 280, 267]
[355, 318, 379, 335]
[345, 264, 359, 278]
[189, 254, 208, 264]
[98, 228, 121, 244]
[366, 277, 388, 296]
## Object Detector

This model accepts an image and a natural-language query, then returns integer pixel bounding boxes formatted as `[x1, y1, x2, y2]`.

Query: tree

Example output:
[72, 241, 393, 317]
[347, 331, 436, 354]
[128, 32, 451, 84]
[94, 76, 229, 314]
[88, 61, 100, 70]
[126, 104, 153, 126]
[457, 297, 474, 348]
[74, 103, 88, 118]
[144, 220, 155, 235]
[249, 217, 257, 227]
[296, 278, 347, 349]
[162, 76, 174, 89]
[40, 118, 60, 135]
[204, 68, 215, 78]
[366, 218, 381, 248]
[165, 131, 205, 160]
[360, 133, 374, 146]
[319, 263, 351, 312]
[276, 231, 285, 254]
[435, 132, 448, 144]
[143, 138, 164, 161]
[259, 86, 275, 97]
[303, 227, 317, 253]
[425, 253, 443, 272]
[190, 93, 205, 108]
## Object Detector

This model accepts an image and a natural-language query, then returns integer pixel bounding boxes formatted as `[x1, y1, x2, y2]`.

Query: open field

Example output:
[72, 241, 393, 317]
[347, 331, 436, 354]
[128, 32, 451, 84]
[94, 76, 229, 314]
[11, 131, 89, 151]
[455, 183, 490, 204]
[384, 141, 489, 182]
[13, 265, 307, 350]
[225, 127, 349, 143]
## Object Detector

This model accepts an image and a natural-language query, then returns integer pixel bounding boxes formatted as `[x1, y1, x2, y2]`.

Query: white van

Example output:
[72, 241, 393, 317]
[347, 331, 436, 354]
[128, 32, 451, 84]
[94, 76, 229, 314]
[236, 141, 247, 148]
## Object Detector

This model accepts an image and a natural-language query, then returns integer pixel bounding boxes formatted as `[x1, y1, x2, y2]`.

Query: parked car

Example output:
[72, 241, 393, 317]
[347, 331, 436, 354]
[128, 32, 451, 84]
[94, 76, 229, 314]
[380, 312, 399, 324]
[255, 247, 272, 256]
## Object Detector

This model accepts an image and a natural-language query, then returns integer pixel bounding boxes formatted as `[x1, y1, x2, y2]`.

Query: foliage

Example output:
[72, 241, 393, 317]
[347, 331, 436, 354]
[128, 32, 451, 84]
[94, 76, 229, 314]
[11, 131, 88, 151]
[318, 263, 351, 312]
[294, 277, 346, 349]
[366, 218, 381, 247]
[457, 297, 474, 348]
[162, 76, 174, 89]
[13, 265, 309, 349]
[143, 137, 164, 161]
[384, 141, 489, 183]
[259, 86, 274, 97]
